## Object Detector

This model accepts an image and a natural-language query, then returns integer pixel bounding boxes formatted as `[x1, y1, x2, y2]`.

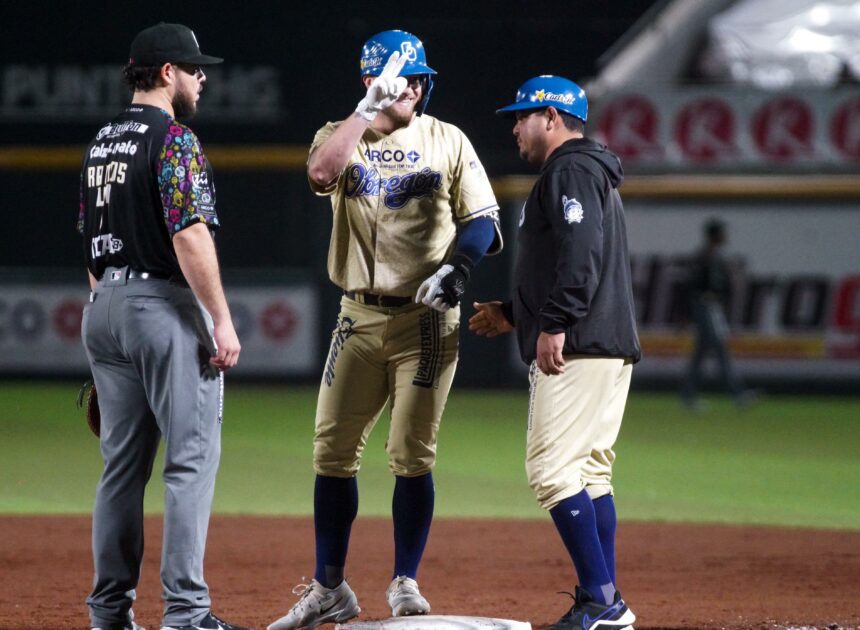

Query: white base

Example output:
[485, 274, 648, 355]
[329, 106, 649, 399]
[336, 616, 531, 630]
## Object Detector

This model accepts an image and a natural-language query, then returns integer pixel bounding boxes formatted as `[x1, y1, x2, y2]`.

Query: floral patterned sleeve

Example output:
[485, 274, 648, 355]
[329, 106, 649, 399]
[156, 123, 220, 234]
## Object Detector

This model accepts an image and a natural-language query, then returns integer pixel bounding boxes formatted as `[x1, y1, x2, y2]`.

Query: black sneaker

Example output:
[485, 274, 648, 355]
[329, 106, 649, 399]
[549, 586, 635, 630]
[160, 612, 252, 630]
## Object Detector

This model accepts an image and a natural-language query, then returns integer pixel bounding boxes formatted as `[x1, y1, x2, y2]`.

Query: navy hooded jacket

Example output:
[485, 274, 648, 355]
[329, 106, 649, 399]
[502, 138, 641, 365]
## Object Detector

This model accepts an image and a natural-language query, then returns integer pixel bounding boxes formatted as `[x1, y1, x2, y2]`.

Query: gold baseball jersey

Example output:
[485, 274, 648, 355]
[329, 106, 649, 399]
[309, 114, 501, 297]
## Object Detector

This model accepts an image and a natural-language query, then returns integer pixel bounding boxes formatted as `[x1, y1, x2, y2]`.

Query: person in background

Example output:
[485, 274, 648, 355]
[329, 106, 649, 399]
[681, 219, 756, 410]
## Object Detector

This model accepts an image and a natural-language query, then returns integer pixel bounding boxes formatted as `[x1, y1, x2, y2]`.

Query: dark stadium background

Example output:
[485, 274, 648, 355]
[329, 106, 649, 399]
[4, 1, 857, 392]
[1, 0, 660, 270]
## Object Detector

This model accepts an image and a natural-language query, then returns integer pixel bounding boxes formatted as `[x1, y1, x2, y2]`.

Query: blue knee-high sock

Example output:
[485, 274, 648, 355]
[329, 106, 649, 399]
[314, 475, 358, 588]
[392, 472, 434, 579]
[549, 489, 614, 605]
[592, 494, 617, 586]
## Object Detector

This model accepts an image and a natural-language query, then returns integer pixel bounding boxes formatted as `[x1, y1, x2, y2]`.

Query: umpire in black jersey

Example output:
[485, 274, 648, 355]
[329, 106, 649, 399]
[78, 23, 247, 630]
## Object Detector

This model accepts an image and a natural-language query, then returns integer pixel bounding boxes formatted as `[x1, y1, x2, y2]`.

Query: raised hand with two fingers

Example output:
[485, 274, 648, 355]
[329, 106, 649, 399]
[355, 51, 408, 121]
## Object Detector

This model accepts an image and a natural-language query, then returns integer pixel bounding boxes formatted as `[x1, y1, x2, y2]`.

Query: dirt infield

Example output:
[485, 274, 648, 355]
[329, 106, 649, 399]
[1, 516, 858, 630]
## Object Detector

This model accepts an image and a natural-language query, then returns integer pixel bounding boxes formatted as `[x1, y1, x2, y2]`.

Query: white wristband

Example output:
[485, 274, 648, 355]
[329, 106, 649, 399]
[355, 98, 378, 122]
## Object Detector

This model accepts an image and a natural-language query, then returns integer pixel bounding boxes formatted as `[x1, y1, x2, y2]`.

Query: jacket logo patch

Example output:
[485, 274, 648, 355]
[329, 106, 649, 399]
[562, 195, 583, 224]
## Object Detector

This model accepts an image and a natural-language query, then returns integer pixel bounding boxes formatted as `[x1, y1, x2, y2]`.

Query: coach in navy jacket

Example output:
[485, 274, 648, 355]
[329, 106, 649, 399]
[503, 136, 640, 365]
[470, 75, 640, 630]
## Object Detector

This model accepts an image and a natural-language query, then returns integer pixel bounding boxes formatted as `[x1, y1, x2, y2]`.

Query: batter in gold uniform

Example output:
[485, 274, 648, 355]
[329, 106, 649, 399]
[268, 29, 501, 630]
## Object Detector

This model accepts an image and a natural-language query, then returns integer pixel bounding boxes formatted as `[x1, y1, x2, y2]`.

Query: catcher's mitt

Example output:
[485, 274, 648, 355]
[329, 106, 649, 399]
[77, 379, 100, 437]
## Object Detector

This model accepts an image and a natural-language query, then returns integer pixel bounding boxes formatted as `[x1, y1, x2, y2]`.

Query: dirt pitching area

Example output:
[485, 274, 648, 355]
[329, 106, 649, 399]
[1, 516, 858, 630]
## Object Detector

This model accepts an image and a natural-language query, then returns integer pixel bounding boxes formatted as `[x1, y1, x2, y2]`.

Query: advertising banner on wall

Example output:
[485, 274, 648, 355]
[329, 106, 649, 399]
[0, 64, 284, 124]
[624, 202, 860, 381]
[593, 89, 860, 169]
[0, 284, 319, 376]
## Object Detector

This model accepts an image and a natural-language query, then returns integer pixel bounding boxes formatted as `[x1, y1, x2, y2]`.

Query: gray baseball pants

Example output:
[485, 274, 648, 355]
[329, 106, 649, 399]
[681, 299, 743, 402]
[82, 268, 222, 629]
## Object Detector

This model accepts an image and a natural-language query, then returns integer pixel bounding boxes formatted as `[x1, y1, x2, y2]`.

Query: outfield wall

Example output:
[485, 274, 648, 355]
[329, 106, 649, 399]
[0, 281, 319, 377]
[626, 203, 859, 382]
[0, 145, 860, 388]
[1, 175, 858, 388]
[495, 176, 860, 386]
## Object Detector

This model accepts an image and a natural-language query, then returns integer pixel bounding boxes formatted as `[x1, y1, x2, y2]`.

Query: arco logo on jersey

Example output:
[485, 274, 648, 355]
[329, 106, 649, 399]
[363, 148, 421, 164]
[344, 163, 442, 209]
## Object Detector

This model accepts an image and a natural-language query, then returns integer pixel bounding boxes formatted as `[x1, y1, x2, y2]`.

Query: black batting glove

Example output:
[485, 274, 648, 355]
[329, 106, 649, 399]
[414, 254, 473, 312]
[438, 256, 471, 308]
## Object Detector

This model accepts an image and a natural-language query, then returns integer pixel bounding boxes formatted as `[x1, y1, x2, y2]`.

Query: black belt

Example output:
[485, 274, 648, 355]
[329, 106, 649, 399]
[345, 291, 412, 307]
[99, 267, 186, 286]
[128, 270, 172, 280]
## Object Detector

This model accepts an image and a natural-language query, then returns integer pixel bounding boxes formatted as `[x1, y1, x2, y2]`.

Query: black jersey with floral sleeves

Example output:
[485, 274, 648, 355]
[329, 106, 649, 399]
[78, 104, 219, 280]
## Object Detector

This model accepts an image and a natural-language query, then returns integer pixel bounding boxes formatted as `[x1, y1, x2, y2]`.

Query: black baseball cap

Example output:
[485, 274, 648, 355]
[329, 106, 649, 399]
[129, 22, 223, 66]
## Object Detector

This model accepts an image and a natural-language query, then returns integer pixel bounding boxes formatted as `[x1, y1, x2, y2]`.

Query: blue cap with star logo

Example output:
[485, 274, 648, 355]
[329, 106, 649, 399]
[496, 75, 587, 122]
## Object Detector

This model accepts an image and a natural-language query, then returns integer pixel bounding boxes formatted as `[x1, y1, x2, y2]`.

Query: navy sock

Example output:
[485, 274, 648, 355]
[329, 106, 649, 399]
[549, 489, 614, 605]
[392, 472, 434, 579]
[314, 475, 358, 588]
[592, 494, 617, 586]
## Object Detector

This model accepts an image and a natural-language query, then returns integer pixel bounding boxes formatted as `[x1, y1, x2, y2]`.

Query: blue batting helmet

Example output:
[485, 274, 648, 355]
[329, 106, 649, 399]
[496, 75, 588, 122]
[360, 29, 436, 115]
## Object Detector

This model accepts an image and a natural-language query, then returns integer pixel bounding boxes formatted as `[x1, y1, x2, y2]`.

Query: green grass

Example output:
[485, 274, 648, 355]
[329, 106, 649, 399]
[1, 382, 858, 529]
[615, 394, 860, 527]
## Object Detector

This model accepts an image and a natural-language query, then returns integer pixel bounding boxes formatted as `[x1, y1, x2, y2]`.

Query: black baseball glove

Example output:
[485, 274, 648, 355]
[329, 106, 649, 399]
[77, 379, 100, 438]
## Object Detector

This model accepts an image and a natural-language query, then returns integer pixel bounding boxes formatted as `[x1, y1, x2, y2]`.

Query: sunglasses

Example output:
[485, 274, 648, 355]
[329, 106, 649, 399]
[175, 63, 204, 78]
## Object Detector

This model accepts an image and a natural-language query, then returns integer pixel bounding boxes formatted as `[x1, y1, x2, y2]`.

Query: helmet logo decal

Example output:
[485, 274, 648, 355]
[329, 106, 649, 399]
[400, 41, 418, 61]
[360, 43, 386, 72]
[562, 195, 583, 224]
[533, 89, 575, 106]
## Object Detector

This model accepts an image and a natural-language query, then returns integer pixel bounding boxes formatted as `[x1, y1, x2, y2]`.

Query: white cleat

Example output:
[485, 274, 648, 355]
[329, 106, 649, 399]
[268, 579, 360, 630]
[386, 576, 430, 617]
